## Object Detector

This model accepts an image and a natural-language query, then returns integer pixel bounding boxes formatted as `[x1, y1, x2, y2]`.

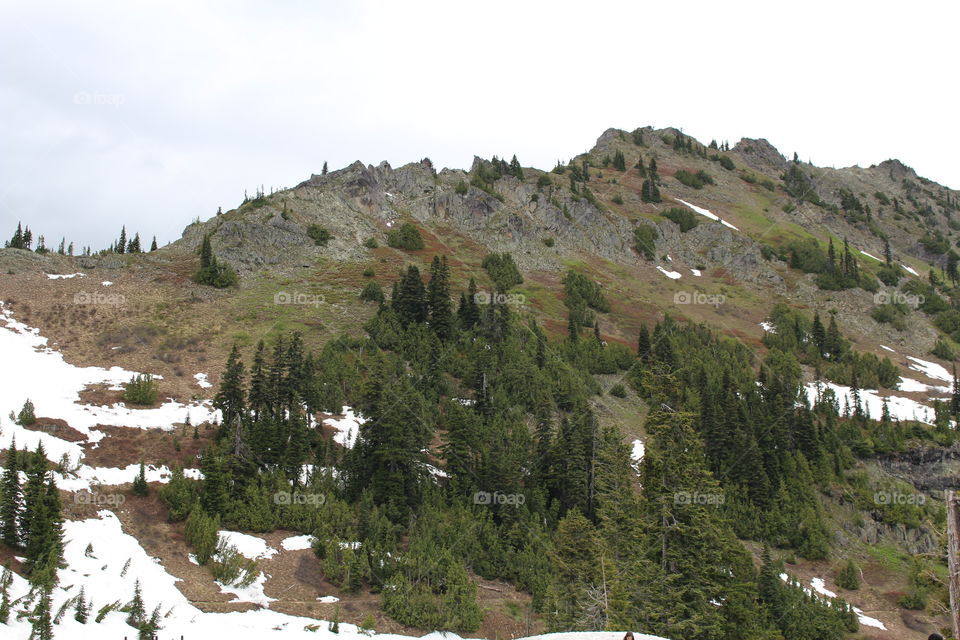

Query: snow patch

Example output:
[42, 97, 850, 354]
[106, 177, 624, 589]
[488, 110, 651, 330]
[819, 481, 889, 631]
[906, 356, 952, 383]
[675, 199, 740, 231]
[281, 534, 317, 551]
[219, 530, 278, 560]
[46, 272, 85, 279]
[322, 406, 366, 448]
[656, 266, 682, 280]
[690, 268, 702, 277]
[195, 372, 213, 388]
[902, 264, 920, 276]
[860, 251, 881, 262]
[759, 321, 775, 333]
[806, 381, 936, 424]
[101, 280, 114, 286]
[880, 345, 896, 353]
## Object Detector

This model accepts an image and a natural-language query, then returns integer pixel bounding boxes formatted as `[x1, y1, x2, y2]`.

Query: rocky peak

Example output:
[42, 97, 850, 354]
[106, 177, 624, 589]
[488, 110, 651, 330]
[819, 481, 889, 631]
[732, 138, 787, 172]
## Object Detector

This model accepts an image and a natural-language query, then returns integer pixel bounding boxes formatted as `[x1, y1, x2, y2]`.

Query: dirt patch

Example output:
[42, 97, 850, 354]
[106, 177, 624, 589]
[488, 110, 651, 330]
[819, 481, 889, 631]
[23, 417, 87, 442]
[81, 424, 212, 469]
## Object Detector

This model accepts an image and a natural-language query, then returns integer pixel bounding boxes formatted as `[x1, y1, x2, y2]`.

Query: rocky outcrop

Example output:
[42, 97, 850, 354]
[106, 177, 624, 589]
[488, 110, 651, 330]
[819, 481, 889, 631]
[732, 138, 788, 173]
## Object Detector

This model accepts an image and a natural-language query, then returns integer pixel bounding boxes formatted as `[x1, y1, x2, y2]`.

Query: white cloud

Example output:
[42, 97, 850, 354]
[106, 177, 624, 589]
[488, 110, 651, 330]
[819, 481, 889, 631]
[1, 0, 957, 249]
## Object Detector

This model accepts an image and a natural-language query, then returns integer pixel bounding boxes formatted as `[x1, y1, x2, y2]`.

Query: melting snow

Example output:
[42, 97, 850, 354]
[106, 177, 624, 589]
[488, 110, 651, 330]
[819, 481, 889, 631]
[656, 266, 682, 280]
[690, 268, 702, 277]
[219, 531, 279, 560]
[860, 251, 881, 262]
[759, 321, 775, 333]
[675, 199, 740, 231]
[101, 280, 114, 286]
[322, 406, 366, 448]
[906, 356, 952, 383]
[195, 372, 213, 388]
[0, 302, 219, 466]
[902, 264, 920, 276]
[880, 345, 895, 353]
[281, 534, 317, 551]
[630, 439, 645, 463]
[46, 272, 85, 279]
[806, 381, 936, 424]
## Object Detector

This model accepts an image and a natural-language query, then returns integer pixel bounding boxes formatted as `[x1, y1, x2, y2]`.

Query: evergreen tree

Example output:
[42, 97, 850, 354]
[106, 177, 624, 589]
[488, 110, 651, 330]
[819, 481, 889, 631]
[427, 256, 453, 340]
[0, 564, 12, 623]
[322, 161, 329, 175]
[150, 236, 158, 251]
[9, 222, 24, 249]
[1, 442, 22, 547]
[117, 226, 127, 254]
[637, 323, 652, 361]
[457, 278, 480, 329]
[811, 312, 826, 357]
[248, 340, 269, 421]
[74, 585, 89, 623]
[132, 461, 149, 496]
[392, 265, 427, 325]
[29, 584, 53, 640]
[127, 578, 145, 628]
[214, 345, 247, 427]
[127, 232, 141, 253]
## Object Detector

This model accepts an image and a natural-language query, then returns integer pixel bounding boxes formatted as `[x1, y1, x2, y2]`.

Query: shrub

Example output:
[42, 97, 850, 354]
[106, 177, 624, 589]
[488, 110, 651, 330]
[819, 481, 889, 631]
[307, 225, 331, 246]
[674, 169, 714, 189]
[17, 399, 36, 426]
[211, 538, 259, 587]
[609, 383, 627, 398]
[386, 223, 424, 250]
[931, 338, 956, 361]
[835, 560, 859, 590]
[633, 224, 658, 260]
[542, 237, 555, 247]
[359, 281, 385, 303]
[640, 179, 661, 203]
[482, 253, 523, 290]
[363, 237, 379, 249]
[661, 207, 699, 232]
[536, 175, 552, 188]
[877, 265, 902, 286]
[454, 179, 468, 195]
[362, 267, 375, 277]
[193, 234, 239, 288]
[563, 271, 610, 312]
[123, 374, 158, 405]
[185, 507, 219, 565]
[611, 194, 624, 205]
[870, 303, 909, 330]
[132, 461, 149, 496]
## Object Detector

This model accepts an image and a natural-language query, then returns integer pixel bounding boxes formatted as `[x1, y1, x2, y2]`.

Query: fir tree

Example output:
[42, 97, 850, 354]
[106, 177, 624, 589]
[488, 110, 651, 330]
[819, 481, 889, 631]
[74, 585, 89, 623]
[29, 584, 53, 640]
[1, 442, 22, 547]
[127, 578, 145, 628]
[132, 461, 149, 496]
[427, 256, 453, 340]
[117, 226, 127, 254]
[150, 236, 158, 251]
[0, 564, 12, 623]
[637, 324, 651, 361]
[214, 345, 246, 427]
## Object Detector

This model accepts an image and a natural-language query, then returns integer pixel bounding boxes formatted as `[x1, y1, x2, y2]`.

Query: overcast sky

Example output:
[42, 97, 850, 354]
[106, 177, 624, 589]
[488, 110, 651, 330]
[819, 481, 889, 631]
[2, 0, 957, 250]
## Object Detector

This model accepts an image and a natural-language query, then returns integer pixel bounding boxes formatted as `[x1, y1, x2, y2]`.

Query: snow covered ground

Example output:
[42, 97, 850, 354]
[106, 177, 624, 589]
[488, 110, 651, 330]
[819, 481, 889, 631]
[281, 534, 317, 551]
[805, 381, 937, 424]
[4, 510, 464, 640]
[322, 406, 366, 448]
[860, 251, 881, 262]
[901, 264, 920, 277]
[779, 574, 886, 630]
[675, 199, 739, 231]
[906, 355, 952, 383]
[656, 266, 682, 280]
[0, 302, 220, 466]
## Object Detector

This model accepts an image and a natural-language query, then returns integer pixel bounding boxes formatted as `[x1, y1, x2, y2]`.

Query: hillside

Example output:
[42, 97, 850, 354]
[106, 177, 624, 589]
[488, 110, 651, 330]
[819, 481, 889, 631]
[1, 126, 959, 640]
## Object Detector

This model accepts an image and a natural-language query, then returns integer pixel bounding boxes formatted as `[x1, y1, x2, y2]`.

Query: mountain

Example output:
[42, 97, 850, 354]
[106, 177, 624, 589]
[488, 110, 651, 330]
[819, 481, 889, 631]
[1, 126, 959, 640]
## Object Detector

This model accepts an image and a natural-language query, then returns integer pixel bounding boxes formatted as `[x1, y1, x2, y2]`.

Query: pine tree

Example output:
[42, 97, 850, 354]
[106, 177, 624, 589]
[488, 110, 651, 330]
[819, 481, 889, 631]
[0, 564, 12, 623]
[127, 578, 145, 627]
[139, 605, 161, 639]
[248, 340, 269, 421]
[127, 232, 141, 253]
[150, 236, 158, 251]
[74, 585, 89, 622]
[322, 161, 329, 175]
[637, 324, 651, 361]
[393, 265, 426, 325]
[117, 226, 127, 254]
[427, 256, 453, 340]
[214, 345, 246, 427]
[811, 312, 825, 358]
[29, 584, 53, 640]
[9, 222, 24, 249]
[457, 278, 480, 329]
[132, 461, 149, 496]
[612, 150, 626, 172]
[1, 442, 22, 547]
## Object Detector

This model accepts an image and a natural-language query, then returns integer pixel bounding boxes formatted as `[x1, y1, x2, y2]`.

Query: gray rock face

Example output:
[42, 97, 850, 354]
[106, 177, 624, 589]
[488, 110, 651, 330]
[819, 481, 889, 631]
[732, 138, 788, 173]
